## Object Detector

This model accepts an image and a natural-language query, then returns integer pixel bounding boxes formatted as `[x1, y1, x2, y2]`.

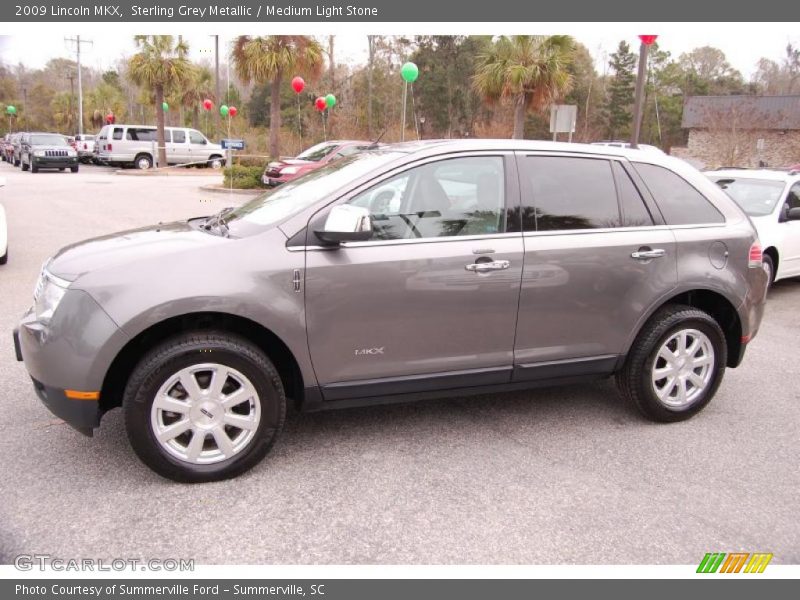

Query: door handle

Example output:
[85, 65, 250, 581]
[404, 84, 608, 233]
[631, 248, 666, 260]
[465, 260, 510, 272]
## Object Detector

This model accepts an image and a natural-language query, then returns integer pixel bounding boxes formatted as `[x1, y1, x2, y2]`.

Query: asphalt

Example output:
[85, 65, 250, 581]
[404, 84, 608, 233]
[0, 160, 798, 565]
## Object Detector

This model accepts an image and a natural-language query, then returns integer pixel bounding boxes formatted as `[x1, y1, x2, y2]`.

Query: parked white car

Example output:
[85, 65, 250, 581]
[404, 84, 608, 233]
[95, 124, 224, 170]
[73, 134, 96, 163]
[706, 168, 800, 284]
[0, 176, 7, 265]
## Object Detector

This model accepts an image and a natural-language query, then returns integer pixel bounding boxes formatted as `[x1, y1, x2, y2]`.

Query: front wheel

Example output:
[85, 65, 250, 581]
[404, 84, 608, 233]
[20, 156, 29, 171]
[70, 166, 79, 173]
[208, 156, 223, 169]
[616, 305, 727, 422]
[134, 154, 153, 170]
[123, 332, 286, 482]
[762, 254, 775, 288]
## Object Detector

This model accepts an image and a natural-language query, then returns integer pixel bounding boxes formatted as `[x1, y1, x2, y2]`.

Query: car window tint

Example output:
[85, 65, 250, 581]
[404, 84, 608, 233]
[786, 184, 800, 210]
[521, 156, 620, 231]
[633, 162, 724, 225]
[613, 162, 654, 227]
[189, 131, 205, 144]
[125, 128, 157, 141]
[172, 130, 186, 144]
[348, 156, 507, 241]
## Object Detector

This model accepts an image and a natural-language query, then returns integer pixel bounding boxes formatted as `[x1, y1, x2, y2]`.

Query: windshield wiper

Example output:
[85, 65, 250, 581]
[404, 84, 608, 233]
[202, 206, 235, 237]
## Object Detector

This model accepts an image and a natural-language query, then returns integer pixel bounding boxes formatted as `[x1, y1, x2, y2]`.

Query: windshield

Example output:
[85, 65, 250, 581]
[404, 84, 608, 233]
[226, 150, 404, 232]
[31, 134, 68, 146]
[296, 142, 340, 162]
[710, 177, 786, 216]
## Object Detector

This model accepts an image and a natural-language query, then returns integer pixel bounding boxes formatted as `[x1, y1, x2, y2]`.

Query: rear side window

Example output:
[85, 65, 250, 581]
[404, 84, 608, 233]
[613, 162, 654, 227]
[126, 128, 157, 141]
[520, 156, 620, 231]
[633, 163, 724, 225]
[172, 130, 186, 144]
[112, 128, 123, 140]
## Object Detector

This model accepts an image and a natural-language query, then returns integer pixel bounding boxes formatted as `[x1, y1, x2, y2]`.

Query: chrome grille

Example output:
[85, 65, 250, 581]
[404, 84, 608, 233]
[45, 150, 68, 157]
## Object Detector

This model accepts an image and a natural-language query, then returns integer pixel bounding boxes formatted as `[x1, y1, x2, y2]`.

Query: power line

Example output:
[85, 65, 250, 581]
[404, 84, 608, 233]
[64, 35, 93, 135]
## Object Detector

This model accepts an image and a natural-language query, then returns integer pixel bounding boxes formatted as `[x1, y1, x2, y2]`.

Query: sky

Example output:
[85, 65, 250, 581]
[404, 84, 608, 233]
[1, 27, 798, 81]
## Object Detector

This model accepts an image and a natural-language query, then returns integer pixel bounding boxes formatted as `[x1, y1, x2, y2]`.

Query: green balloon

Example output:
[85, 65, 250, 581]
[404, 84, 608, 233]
[6, 105, 16, 115]
[161, 101, 169, 112]
[220, 104, 229, 117]
[401, 62, 419, 83]
[325, 94, 336, 108]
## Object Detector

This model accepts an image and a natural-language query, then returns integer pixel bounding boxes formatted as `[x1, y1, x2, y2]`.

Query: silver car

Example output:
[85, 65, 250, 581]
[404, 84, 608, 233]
[14, 140, 768, 482]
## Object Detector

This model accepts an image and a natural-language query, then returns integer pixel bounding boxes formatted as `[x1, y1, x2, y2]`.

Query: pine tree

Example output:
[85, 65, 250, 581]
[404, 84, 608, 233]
[603, 41, 637, 140]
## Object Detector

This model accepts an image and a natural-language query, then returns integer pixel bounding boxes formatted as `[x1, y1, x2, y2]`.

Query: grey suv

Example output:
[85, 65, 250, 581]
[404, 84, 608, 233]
[14, 140, 768, 482]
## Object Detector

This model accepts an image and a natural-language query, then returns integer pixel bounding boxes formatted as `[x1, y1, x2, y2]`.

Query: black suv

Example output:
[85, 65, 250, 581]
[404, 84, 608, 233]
[20, 132, 79, 173]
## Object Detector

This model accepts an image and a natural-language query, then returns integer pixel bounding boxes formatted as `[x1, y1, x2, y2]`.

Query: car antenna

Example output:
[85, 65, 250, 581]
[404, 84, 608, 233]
[368, 129, 387, 149]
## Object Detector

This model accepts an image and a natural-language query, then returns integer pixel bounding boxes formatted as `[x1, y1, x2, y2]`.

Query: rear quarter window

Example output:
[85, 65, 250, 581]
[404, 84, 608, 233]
[633, 162, 724, 225]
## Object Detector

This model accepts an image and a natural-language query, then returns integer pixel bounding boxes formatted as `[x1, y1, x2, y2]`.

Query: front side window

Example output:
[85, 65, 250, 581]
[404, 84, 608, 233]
[785, 183, 800, 211]
[520, 156, 621, 231]
[634, 162, 724, 225]
[189, 130, 206, 145]
[347, 156, 507, 241]
[172, 130, 186, 144]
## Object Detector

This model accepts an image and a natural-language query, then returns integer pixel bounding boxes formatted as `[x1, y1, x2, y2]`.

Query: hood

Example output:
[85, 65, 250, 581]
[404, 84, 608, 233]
[48, 220, 224, 281]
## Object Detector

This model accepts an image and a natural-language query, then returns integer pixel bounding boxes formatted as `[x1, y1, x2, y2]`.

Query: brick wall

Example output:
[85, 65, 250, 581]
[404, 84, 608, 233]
[670, 129, 800, 169]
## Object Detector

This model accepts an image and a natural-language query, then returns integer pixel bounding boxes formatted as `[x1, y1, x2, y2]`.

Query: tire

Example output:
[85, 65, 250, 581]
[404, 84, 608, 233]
[20, 156, 28, 171]
[762, 254, 775, 288]
[30, 157, 38, 173]
[208, 156, 223, 169]
[13, 157, 20, 167]
[134, 154, 153, 170]
[58, 167, 65, 172]
[616, 304, 727, 423]
[123, 331, 286, 483]
[70, 166, 79, 173]
[0, 250, 7, 265]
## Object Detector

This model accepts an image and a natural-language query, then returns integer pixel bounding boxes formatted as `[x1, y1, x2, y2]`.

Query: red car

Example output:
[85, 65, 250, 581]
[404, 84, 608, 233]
[262, 140, 374, 186]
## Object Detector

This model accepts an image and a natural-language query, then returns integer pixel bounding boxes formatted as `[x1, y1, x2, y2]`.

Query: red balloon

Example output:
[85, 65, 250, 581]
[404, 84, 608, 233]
[291, 76, 305, 94]
[639, 35, 658, 46]
[202, 98, 213, 111]
[315, 96, 327, 111]
[228, 106, 238, 117]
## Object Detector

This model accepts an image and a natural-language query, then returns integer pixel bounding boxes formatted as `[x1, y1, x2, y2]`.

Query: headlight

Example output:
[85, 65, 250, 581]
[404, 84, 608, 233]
[33, 266, 70, 324]
[280, 166, 300, 175]
[33, 150, 45, 157]
[66, 149, 77, 157]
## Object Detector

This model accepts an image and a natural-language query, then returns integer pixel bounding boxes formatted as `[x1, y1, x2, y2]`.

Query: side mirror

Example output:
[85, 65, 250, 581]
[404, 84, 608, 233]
[315, 205, 372, 244]
[787, 207, 800, 221]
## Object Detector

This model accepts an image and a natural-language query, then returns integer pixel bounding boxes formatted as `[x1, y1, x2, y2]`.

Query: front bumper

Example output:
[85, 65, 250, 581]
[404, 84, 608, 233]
[262, 174, 286, 187]
[14, 289, 130, 435]
[33, 156, 78, 169]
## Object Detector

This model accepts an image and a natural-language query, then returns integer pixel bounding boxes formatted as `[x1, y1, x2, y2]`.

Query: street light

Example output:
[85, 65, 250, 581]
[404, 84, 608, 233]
[630, 34, 658, 149]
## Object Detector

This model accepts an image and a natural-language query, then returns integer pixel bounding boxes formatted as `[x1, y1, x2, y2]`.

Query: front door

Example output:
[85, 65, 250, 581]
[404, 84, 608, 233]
[304, 154, 524, 400]
[512, 153, 678, 379]
[780, 182, 800, 277]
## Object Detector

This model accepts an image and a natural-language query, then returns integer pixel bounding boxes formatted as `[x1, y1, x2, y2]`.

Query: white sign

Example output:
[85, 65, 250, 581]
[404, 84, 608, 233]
[550, 104, 577, 134]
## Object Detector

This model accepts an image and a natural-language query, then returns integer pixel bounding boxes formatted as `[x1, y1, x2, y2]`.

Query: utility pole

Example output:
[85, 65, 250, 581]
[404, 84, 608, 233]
[214, 35, 221, 135]
[66, 72, 76, 134]
[631, 35, 657, 149]
[64, 35, 93, 135]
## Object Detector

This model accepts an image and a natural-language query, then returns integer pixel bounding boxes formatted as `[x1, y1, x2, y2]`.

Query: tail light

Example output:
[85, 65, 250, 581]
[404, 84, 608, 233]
[748, 241, 763, 268]
[83, 143, 87, 150]
[107, 143, 112, 152]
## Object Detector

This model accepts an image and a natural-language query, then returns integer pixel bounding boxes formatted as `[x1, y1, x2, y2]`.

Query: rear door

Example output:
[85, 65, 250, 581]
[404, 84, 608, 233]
[512, 152, 677, 380]
[304, 153, 524, 399]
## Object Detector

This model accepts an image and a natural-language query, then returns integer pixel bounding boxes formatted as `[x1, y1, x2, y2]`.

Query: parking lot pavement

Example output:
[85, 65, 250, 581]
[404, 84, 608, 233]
[0, 158, 798, 566]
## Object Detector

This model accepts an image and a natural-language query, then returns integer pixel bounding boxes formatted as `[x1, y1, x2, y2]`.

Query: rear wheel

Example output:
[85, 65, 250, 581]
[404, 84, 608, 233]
[617, 305, 727, 422]
[123, 332, 286, 483]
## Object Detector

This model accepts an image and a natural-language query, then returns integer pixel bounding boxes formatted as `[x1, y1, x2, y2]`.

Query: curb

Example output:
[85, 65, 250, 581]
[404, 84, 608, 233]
[199, 184, 265, 195]
[114, 169, 220, 177]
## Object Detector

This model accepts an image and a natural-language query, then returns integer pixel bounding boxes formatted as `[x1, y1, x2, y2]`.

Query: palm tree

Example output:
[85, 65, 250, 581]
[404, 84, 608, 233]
[473, 35, 574, 139]
[128, 35, 192, 167]
[181, 65, 216, 132]
[232, 35, 324, 158]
